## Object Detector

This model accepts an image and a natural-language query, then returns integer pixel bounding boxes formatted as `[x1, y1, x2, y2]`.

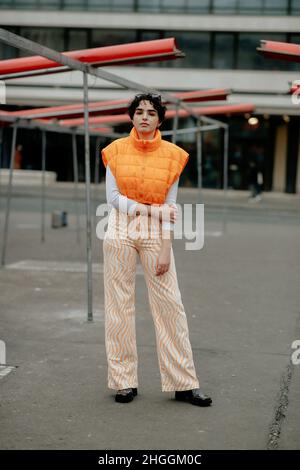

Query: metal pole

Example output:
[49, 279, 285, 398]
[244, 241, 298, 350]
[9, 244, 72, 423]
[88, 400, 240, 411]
[72, 131, 80, 244]
[41, 130, 46, 243]
[222, 125, 229, 234]
[94, 136, 100, 227]
[94, 137, 100, 186]
[196, 119, 203, 203]
[172, 103, 179, 144]
[83, 71, 93, 322]
[1, 123, 17, 266]
[0, 127, 3, 189]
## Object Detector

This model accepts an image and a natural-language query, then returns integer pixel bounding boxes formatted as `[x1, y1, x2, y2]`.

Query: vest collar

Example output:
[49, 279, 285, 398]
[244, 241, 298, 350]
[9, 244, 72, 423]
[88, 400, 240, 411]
[129, 127, 162, 152]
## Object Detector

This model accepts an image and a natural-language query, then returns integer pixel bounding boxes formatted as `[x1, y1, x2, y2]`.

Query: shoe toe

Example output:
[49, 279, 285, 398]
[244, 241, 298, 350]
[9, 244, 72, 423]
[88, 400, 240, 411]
[175, 389, 212, 406]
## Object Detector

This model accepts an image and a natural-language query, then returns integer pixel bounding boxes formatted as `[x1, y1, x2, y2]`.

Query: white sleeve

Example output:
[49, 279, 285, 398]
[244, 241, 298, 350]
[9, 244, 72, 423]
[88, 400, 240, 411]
[106, 165, 179, 230]
[106, 165, 138, 216]
[162, 178, 179, 231]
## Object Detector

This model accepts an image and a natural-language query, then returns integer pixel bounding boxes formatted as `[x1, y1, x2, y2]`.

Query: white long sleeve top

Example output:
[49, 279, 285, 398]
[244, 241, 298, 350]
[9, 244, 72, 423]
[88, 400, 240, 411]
[105, 164, 179, 231]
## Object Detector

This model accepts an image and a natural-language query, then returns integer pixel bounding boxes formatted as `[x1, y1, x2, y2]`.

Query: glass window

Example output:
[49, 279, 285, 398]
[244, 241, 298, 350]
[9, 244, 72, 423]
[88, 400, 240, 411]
[291, 0, 300, 14]
[161, 0, 186, 13]
[87, 0, 134, 11]
[213, 33, 235, 69]
[138, 0, 161, 12]
[67, 29, 88, 51]
[164, 31, 210, 68]
[213, 0, 237, 14]
[290, 34, 300, 44]
[288, 34, 300, 71]
[91, 29, 137, 49]
[136, 31, 162, 67]
[18, 27, 65, 57]
[264, 0, 288, 14]
[237, 33, 292, 70]
[187, 0, 210, 13]
[237, 0, 264, 14]
[38, 0, 62, 9]
[0, 1, 11, 8]
[0, 27, 18, 60]
[10, 1, 38, 8]
[63, 1, 87, 10]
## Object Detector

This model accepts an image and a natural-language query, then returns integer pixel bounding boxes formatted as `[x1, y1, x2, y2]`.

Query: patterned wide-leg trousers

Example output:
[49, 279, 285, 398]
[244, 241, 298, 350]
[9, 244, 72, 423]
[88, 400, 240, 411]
[103, 208, 200, 392]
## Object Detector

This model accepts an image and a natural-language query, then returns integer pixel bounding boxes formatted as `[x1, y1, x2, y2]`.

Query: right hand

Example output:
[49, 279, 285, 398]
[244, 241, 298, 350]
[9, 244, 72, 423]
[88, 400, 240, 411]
[158, 204, 178, 224]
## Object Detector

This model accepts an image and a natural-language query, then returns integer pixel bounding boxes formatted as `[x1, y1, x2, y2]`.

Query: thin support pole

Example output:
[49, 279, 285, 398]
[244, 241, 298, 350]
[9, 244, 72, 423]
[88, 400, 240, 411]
[94, 136, 100, 227]
[0, 127, 3, 189]
[222, 125, 229, 235]
[172, 103, 179, 144]
[72, 131, 80, 244]
[1, 123, 17, 266]
[94, 137, 100, 186]
[41, 130, 46, 243]
[83, 71, 93, 322]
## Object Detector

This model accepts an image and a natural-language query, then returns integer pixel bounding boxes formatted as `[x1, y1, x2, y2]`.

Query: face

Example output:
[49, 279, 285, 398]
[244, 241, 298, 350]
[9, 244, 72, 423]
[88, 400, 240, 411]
[132, 100, 160, 139]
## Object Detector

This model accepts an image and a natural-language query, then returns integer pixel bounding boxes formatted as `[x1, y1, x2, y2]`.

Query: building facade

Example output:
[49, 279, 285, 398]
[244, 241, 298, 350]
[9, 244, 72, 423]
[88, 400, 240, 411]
[0, 0, 300, 192]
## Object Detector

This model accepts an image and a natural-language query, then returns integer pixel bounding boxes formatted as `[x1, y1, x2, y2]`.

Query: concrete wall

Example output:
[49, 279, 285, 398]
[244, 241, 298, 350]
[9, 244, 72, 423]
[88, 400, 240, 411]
[1, 10, 300, 32]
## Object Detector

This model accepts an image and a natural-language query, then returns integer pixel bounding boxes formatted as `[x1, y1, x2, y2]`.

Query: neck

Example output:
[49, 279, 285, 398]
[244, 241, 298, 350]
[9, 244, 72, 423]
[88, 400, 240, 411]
[136, 129, 156, 140]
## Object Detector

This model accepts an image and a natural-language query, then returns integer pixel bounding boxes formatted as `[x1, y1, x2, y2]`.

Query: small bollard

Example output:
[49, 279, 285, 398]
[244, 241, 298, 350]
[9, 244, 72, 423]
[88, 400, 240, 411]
[51, 211, 68, 228]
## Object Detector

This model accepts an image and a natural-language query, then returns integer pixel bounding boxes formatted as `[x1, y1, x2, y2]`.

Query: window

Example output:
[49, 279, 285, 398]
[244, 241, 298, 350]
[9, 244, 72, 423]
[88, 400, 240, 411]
[237, 0, 264, 14]
[161, 0, 186, 13]
[237, 33, 290, 70]
[264, 0, 288, 14]
[87, 0, 134, 11]
[0, 27, 18, 60]
[213, 33, 235, 69]
[91, 29, 137, 49]
[67, 29, 88, 52]
[213, 0, 237, 14]
[291, 0, 300, 14]
[164, 31, 211, 68]
[63, 0, 86, 10]
[138, 0, 161, 12]
[137, 31, 163, 67]
[18, 27, 65, 57]
[186, 0, 210, 13]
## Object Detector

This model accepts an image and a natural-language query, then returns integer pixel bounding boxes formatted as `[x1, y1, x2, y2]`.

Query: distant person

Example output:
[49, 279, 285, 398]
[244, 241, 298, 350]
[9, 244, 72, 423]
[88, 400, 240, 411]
[248, 146, 264, 202]
[13, 144, 23, 170]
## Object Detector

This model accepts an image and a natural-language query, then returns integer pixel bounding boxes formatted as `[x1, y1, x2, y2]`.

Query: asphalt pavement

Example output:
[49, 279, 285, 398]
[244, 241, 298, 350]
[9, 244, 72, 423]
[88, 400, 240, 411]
[0, 182, 299, 450]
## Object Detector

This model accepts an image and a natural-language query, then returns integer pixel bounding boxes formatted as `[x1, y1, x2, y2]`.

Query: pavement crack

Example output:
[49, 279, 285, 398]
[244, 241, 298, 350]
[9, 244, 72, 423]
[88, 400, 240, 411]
[267, 361, 294, 449]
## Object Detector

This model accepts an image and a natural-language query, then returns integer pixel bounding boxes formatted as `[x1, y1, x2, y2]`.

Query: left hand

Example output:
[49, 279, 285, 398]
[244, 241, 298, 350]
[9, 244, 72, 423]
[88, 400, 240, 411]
[155, 247, 171, 276]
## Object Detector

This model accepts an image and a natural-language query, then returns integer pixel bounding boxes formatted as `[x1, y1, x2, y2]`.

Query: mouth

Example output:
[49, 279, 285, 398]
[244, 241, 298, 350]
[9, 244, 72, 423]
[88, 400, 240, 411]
[140, 123, 149, 127]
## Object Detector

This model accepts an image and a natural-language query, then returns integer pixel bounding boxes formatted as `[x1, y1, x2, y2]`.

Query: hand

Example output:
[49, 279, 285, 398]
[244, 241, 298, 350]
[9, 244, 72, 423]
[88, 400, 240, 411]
[159, 204, 178, 224]
[155, 247, 171, 276]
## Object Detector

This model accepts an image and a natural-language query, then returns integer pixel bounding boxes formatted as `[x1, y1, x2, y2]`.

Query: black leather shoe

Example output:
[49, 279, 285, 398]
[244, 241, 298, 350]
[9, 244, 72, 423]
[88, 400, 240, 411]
[115, 387, 138, 403]
[175, 389, 212, 407]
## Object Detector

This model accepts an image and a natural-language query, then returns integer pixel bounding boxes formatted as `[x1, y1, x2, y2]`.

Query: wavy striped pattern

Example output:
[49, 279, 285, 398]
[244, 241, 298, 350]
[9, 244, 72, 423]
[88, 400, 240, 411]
[103, 208, 200, 392]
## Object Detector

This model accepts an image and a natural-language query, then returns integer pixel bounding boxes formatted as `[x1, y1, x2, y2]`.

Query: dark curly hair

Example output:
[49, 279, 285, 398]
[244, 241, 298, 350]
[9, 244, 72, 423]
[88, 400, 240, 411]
[128, 93, 167, 124]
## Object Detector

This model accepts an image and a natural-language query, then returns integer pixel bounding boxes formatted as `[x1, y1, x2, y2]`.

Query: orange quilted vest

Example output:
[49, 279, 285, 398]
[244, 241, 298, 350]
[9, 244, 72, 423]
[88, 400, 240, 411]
[101, 127, 189, 205]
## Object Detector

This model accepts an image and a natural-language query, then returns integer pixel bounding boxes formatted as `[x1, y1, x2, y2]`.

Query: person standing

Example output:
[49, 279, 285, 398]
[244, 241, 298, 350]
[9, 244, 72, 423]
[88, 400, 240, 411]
[101, 93, 212, 407]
